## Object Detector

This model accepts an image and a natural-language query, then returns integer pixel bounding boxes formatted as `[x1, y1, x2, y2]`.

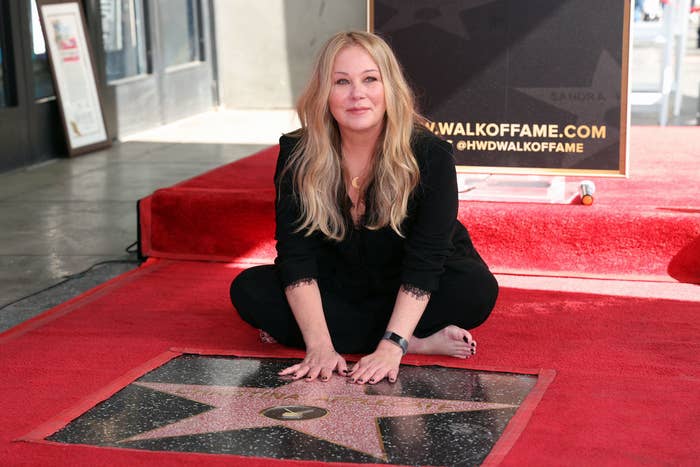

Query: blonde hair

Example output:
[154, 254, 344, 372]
[283, 30, 425, 241]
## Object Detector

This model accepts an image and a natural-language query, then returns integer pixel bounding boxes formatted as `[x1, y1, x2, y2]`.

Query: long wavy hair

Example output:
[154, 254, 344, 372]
[282, 30, 425, 241]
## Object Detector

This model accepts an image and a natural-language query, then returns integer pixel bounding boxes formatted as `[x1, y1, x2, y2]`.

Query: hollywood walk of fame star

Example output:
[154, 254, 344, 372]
[377, 0, 499, 40]
[120, 377, 515, 460]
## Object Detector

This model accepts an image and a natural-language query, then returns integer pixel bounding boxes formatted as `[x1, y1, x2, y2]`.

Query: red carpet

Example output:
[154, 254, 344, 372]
[1, 126, 699, 465]
[0, 260, 698, 465]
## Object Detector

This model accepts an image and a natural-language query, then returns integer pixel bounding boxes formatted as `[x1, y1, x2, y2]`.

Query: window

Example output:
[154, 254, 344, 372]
[158, 0, 202, 68]
[101, 0, 148, 82]
[30, 0, 55, 99]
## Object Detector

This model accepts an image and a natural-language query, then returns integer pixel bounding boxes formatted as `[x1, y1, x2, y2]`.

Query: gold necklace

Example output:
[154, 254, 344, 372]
[342, 150, 371, 190]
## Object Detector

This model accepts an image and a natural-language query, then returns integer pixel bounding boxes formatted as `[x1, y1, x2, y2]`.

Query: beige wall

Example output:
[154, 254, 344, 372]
[214, 0, 367, 109]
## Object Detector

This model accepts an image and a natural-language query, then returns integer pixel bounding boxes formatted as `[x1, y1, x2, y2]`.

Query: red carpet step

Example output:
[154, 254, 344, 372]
[138, 127, 700, 283]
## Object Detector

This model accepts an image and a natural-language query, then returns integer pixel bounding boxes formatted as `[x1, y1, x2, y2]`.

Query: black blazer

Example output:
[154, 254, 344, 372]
[273, 129, 483, 300]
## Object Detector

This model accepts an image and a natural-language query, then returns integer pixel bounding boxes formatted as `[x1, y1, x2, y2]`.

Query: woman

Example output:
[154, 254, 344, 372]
[230, 31, 498, 385]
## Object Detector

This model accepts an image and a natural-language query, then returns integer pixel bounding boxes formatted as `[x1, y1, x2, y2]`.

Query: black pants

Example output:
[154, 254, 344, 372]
[230, 260, 498, 354]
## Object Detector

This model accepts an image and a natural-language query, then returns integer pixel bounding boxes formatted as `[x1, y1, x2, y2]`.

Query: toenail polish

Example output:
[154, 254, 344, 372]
[369, 378, 375, 383]
[471, 342, 476, 347]
[463, 336, 469, 343]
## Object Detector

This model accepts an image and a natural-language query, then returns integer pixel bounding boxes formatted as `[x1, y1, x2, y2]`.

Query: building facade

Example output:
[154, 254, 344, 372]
[0, 0, 366, 173]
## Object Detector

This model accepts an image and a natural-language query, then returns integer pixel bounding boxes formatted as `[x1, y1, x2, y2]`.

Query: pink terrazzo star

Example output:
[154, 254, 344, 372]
[120, 377, 514, 460]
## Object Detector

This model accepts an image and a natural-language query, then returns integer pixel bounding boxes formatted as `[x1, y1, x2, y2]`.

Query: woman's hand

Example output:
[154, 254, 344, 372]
[279, 345, 348, 382]
[347, 340, 403, 384]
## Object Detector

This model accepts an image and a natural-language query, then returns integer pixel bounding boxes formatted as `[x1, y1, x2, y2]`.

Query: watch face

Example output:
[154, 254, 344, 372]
[260, 405, 328, 421]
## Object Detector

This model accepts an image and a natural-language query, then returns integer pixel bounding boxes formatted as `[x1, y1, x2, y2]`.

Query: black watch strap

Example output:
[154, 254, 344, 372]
[382, 331, 408, 355]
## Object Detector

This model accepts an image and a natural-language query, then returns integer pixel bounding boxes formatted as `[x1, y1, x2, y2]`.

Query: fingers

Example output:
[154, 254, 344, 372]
[350, 366, 392, 385]
[278, 353, 349, 382]
[292, 365, 310, 380]
[319, 367, 333, 382]
[347, 360, 396, 385]
[336, 357, 349, 376]
[278, 362, 317, 381]
[305, 366, 322, 382]
[348, 365, 370, 384]
[334, 354, 349, 376]
[278, 363, 301, 376]
[367, 368, 389, 385]
[346, 360, 367, 384]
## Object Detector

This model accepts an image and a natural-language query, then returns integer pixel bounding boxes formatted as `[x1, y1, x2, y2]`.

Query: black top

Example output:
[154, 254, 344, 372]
[273, 129, 483, 301]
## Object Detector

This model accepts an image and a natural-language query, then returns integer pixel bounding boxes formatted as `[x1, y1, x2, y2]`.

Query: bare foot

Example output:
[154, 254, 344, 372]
[408, 325, 477, 359]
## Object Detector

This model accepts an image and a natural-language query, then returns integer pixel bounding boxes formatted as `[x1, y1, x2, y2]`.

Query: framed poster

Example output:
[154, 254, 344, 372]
[37, 0, 110, 156]
[369, 0, 631, 176]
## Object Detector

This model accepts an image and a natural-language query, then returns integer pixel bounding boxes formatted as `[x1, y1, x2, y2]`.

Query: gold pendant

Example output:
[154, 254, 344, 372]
[351, 176, 361, 189]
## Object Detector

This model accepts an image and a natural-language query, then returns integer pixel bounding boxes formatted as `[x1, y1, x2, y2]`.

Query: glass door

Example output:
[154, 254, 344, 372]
[0, 0, 70, 172]
[30, 0, 55, 101]
[0, 7, 11, 108]
[24, 0, 65, 163]
[0, 0, 31, 172]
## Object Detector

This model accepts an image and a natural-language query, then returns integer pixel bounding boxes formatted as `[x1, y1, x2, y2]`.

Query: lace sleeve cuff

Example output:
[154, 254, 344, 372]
[400, 283, 432, 301]
[284, 277, 317, 292]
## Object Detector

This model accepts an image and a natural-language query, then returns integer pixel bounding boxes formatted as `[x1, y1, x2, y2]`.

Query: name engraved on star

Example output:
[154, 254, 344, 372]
[313, 395, 462, 411]
[551, 91, 607, 102]
[171, 387, 303, 400]
[169, 388, 461, 411]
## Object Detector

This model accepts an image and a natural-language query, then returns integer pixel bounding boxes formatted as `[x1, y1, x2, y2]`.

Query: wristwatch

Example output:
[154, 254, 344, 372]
[382, 331, 409, 355]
